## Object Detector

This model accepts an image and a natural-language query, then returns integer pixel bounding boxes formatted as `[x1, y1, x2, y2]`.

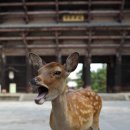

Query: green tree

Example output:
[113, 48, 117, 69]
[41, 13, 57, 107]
[74, 65, 106, 92]
[91, 65, 106, 92]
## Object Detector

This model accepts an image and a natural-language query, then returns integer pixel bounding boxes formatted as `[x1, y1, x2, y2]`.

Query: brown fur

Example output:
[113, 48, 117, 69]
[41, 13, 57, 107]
[50, 88, 102, 130]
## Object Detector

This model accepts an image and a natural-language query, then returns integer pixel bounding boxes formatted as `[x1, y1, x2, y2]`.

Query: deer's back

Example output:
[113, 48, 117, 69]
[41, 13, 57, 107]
[66, 88, 102, 130]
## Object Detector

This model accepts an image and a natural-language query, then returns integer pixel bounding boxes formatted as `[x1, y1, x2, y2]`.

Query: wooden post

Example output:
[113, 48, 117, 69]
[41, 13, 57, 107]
[55, 0, 59, 23]
[57, 53, 61, 63]
[114, 32, 125, 92]
[0, 51, 2, 91]
[107, 56, 115, 93]
[1, 47, 6, 91]
[83, 55, 91, 88]
[88, 0, 92, 22]
[55, 31, 61, 63]
[118, 0, 125, 22]
[22, 32, 32, 92]
[114, 53, 122, 92]
[26, 53, 32, 92]
[83, 29, 92, 88]
[22, 0, 29, 23]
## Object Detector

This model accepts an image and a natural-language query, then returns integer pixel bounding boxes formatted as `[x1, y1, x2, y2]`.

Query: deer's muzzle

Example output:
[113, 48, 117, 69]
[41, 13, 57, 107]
[30, 78, 49, 105]
[35, 85, 49, 105]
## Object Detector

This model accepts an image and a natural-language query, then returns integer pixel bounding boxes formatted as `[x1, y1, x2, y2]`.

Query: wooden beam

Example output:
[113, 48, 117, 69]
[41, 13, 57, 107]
[0, 35, 130, 41]
[0, 10, 126, 16]
[0, 27, 130, 33]
[0, 22, 130, 30]
[0, 28, 87, 32]
[92, 1, 122, 5]
[2, 47, 130, 56]
[0, 1, 123, 7]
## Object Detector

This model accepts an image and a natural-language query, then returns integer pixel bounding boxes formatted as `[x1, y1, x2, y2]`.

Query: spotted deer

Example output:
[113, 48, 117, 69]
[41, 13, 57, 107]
[29, 52, 102, 130]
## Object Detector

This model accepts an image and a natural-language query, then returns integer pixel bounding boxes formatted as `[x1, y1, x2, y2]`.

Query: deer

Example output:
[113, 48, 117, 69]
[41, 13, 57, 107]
[29, 52, 102, 130]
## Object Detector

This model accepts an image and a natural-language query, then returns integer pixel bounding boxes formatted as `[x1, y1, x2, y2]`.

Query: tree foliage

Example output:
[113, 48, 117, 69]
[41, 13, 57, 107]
[75, 65, 106, 92]
[76, 70, 83, 88]
[91, 65, 106, 92]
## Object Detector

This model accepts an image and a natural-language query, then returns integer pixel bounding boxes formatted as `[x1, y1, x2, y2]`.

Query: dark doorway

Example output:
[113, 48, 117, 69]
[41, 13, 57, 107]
[5, 56, 26, 93]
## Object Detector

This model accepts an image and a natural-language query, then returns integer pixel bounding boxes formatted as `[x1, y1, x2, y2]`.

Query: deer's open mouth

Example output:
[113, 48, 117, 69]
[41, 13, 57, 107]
[35, 85, 49, 105]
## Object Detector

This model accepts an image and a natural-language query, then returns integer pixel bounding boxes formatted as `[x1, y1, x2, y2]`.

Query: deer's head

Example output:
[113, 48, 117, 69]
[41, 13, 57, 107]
[29, 52, 79, 105]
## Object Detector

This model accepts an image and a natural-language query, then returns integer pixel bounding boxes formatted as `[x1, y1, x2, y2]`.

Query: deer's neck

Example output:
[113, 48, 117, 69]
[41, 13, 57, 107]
[52, 89, 70, 129]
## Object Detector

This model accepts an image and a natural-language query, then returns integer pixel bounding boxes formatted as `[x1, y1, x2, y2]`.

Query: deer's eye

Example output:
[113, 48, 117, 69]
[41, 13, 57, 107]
[54, 71, 61, 75]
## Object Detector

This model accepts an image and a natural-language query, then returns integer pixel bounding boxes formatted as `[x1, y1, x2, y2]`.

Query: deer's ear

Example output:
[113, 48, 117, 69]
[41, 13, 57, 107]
[29, 52, 46, 70]
[65, 52, 79, 73]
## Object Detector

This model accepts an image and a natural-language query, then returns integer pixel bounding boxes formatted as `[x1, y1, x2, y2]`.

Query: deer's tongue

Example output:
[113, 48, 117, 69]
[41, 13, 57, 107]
[35, 92, 47, 105]
[34, 86, 49, 105]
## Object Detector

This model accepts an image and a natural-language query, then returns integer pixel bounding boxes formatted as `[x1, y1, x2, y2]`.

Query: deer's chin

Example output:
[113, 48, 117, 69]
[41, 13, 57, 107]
[34, 86, 49, 105]
[35, 98, 45, 105]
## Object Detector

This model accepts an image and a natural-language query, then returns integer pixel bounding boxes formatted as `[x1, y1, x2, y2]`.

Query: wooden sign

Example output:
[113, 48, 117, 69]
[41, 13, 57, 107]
[62, 14, 84, 22]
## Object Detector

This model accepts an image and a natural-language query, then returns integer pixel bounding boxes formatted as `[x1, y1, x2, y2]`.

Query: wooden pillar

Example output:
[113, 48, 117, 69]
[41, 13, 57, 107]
[22, 32, 32, 92]
[57, 53, 61, 63]
[55, 0, 59, 23]
[114, 32, 124, 92]
[83, 29, 92, 88]
[26, 54, 32, 92]
[55, 31, 61, 63]
[0, 52, 2, 91]
[118, 0, 125, 22]
[22, 0, 29, 23]
[88, 0, 92, 22]
[1, 47, 6, 91]
[114, 54, 122, 92]
[107, 57, 115, 93]
[83, 56, 91, 88]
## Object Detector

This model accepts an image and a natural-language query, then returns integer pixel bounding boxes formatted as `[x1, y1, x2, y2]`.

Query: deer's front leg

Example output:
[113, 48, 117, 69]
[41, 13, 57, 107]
[91, 116, 100, 130]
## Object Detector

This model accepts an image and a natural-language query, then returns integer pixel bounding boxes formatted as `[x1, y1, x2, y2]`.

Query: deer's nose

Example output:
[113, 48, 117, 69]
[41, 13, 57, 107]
[30, 78, 38, 85]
